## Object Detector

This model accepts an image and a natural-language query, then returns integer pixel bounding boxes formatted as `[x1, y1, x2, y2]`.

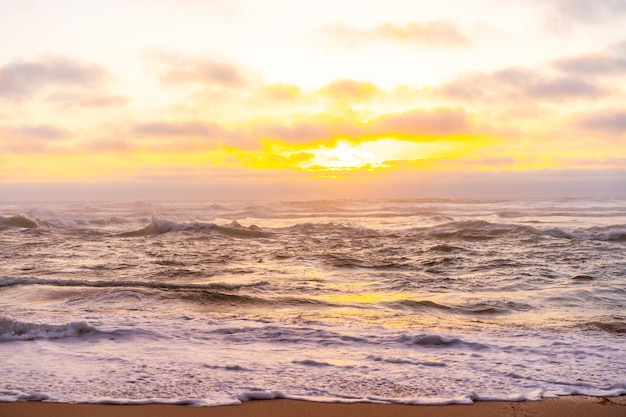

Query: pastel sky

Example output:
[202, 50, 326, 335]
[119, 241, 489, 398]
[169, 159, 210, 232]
[1, 0, 625, 200]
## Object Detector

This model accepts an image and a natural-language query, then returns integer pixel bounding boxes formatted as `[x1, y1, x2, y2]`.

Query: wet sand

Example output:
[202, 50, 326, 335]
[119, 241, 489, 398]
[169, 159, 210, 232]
[1, 397, 625, 417]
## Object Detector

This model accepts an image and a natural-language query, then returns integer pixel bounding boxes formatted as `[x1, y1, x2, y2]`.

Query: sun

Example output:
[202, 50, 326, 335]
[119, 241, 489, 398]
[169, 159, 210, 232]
[289, 138, 451, 172]
[299, 140, 384, 171]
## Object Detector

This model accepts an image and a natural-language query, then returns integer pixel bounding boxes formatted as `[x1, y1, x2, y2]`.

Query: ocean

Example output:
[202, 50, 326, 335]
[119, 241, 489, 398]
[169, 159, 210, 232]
[1, 198, 625, 405]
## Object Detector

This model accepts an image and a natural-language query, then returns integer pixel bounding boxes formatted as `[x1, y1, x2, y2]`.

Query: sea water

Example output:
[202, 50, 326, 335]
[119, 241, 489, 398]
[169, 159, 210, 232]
[1, 198, 625, 405]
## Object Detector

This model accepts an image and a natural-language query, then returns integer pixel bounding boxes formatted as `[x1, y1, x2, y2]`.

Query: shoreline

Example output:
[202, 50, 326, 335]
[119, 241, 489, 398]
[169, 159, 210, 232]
[1, 396, 625, 417]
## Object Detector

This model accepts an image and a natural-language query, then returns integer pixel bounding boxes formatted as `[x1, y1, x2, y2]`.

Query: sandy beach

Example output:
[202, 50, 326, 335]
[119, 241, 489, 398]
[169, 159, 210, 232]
[1, 397, 625, 417]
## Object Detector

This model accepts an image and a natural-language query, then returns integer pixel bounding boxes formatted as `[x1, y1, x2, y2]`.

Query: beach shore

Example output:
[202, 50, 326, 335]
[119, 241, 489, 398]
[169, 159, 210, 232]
[1, 397, 625, 417]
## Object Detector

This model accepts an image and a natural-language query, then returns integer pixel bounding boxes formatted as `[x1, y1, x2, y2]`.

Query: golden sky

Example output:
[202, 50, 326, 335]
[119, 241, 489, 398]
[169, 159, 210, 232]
[1, 0, 625, 199]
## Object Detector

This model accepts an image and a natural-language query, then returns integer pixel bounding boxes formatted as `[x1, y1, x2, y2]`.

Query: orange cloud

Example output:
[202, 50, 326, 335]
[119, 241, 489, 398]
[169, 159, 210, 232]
[258, 83, 303, 103]
[319, 21, 469, 48]
[252, 107, 471, 144]
[317, 79, 380, 102]
[371, 108, 469, 137]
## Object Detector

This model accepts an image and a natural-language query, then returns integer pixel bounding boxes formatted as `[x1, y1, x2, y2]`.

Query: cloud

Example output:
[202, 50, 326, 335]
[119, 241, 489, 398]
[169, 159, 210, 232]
[85, 139, 129, 152]
[12, 124, 69, 140]
[47, 93, 129, 108]
[552, 0, 626, 22]
[439, 66, 606, 102]
[552, 52, 626, 76]
[577, 110, 626, 133]
[254, 108, 471, 144]
[372, 108, 469, 137]
[154, 53, 249, 88]
[130, 120, 258, 149]
[0, 55, 108, 100]
[319, 21, 469, 48]
[132, 120, 224, 137]
[134, 109, 473, 152]
[528, 77, 605, 99]
[318, 79, 380, 102]
[523, 0, 626, 31]
[255, 121, 341, 144]
[258, 84, 302, 103]
[0, 124, 71, 153]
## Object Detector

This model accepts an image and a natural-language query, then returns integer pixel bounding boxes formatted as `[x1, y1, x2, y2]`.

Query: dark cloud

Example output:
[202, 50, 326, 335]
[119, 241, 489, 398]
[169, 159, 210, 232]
[577, 110, 626, 133]
[553, 0, 626, 22]
[47, 93, 129, 108]
[524, 0, 626, 32]
[319, 21, 469, 48]
[440, 66, 606, 101]
[528, 77, 604, 99]
[12, 124, 69, 140]
[132, 121, 226, 137]
[0, 56, 108, 99]
[158, 57, 248, 88]
[130, 120, 260, 149]
[553, 52, 626, 76]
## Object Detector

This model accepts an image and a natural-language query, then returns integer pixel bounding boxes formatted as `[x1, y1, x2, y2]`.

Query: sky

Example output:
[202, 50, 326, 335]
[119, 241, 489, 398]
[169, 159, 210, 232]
[0, 0, 625, 200]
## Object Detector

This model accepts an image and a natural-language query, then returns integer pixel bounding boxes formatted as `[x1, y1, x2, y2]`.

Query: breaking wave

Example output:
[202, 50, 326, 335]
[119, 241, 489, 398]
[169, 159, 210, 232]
[416, 220, 626, 243]
[118, 217, 270, 238]
[0, 214, 45, 229]
[0, 316, 98, 342]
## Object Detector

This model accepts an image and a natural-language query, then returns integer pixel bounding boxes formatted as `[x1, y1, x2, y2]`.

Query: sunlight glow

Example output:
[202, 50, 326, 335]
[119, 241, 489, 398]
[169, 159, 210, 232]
[290, 138, 454, 172]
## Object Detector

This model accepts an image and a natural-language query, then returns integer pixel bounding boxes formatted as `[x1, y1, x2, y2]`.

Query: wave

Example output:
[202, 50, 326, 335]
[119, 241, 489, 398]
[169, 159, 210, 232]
[0, 276, 269, 292]
[118, 217, 270, 238]
[367, 355, 447, 367]
[419, 220, 626, 243]
[0, 316, 98, 342]
[0, 276, 342, 309]
[495, 210, 528, 219]
[207, 324, 368, 347]
[542, 225, 626, 241]
[181, 291, 267, 306]
[0, 214, 46, 229]
[322, 253, 409, 270]
[386, 299, 530, 316]
[425, 220, 539, 241]
[285, 222, 381, 238]
[0, 212, 139, 230]
[183, 292, 339, 309]
[583, 321, 626, 334]
[398, 333, 490, 349]
[427, 244, 465, 253]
